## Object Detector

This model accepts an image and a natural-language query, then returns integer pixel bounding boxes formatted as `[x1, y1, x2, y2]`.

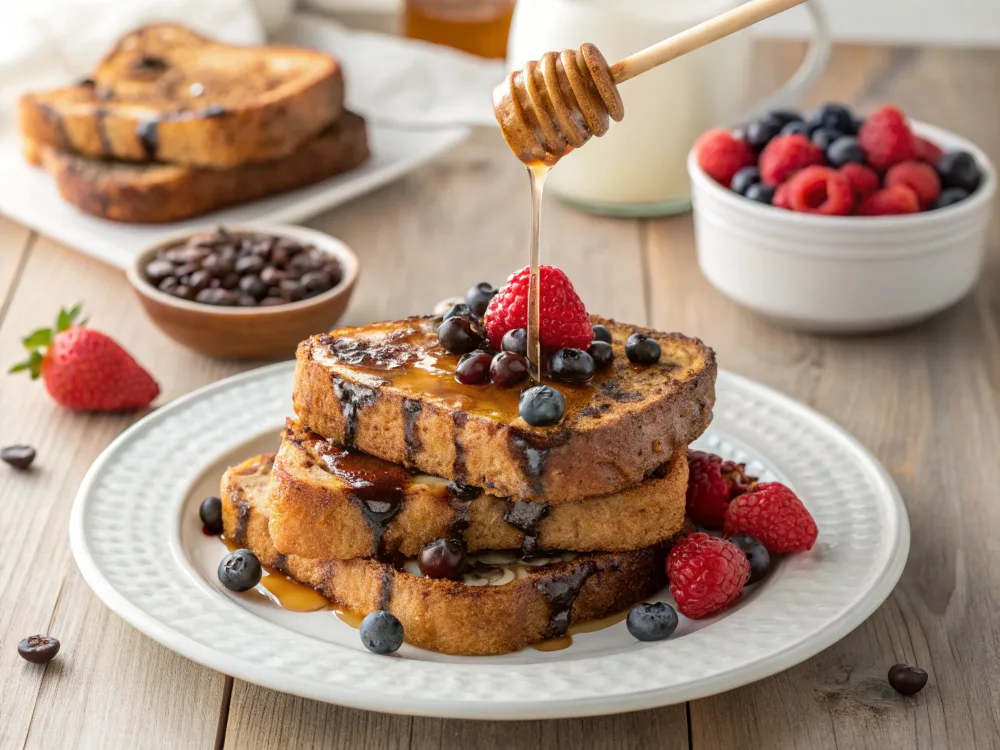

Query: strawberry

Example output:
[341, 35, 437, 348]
[10, 305, 159, 411]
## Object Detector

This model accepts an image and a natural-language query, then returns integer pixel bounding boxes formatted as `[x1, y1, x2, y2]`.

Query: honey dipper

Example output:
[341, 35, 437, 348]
[493, 0, 811, 166]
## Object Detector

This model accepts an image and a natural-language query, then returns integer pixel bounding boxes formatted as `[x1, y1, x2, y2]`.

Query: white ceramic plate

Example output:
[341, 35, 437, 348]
[0, 123, 468, 270]
[70, 363, 908, 720]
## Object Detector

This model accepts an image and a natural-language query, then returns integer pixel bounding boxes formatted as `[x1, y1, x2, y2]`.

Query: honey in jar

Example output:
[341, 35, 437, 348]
[404, 0, 515, 59]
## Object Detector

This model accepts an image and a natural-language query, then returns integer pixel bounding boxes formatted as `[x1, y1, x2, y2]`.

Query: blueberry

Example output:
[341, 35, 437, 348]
[437, 316, 486, 354]
[490, 351, 528, 388]
[199, 496, 223, 534]
[744, 183, 776, 205]
[218, 548, 262, 592]
[826, 136, 866, 167]
[588, 340, 613, 369]
[418, 538, 468, 579]
[728, 534, 772, 583]
[626, 602, 678, 642]
[549, 348, 596, 383]
[937, 151, 981, 193]
[888, 663, 928, 696]
[442, 302, 475, 322]
[730, 166, 761, 195]
[809, 103, 856, 135]
[501, 327, 528, 356]
[360, 610, 404, 655]
[591, 324, 612, 344]
[625, 333, 661, 365]
[932, 187, 970, 210]
[745, 115, 785, 151]
[768, 109, 803, 126]
[465, 282, 497, 317]
[519, 385, 566, 426]
[779, 120, 809, 137]
[455, 351, 493, 385]
[810, 128, 843, 152]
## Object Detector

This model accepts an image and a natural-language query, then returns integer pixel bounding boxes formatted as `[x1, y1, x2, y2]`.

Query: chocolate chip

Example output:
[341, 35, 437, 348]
[145, 259, 175, 282]
[1, 445, 36, 470]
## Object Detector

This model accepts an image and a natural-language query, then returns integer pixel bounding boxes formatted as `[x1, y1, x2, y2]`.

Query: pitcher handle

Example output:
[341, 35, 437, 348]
[736, 0, 832, 122]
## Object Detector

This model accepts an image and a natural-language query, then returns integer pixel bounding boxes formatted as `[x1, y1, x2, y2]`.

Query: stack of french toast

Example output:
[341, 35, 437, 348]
[18, 24, 368, 223]
[220, 305, 717, 655]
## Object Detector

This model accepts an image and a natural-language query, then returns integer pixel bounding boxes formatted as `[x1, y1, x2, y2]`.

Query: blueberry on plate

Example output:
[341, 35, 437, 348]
[625, 333, 661, 365]
[501, 327, 528, 356]
[744, 183, 776, 205]
[360, 610, 405, 654]
[591, 324, 612, 344]
[745, 115, 785, 151]
[728, 534, 772, 583]
[588, 340, 613, 369]
[199, 495, 223, 534]
[218, 548, 262, 592]
[549, 348, 596, 383]
[780, 120, 809, 137]
[826, 136, 866, 167]
[490, 351, 529, 388]
[519, 385, 566, 426]
[932, 187, 970, 209]
[465, 282, 498, 317]
[626, 602, 678, 642]
[810, 128, 844, 152]
[730, 166, 761, 196]
[455, 351, 493, 385]
[809, 103, 856, 135]
[937, 151, 982, 193]
[442, 302, 475, 322]
[438, 316, 487, 354]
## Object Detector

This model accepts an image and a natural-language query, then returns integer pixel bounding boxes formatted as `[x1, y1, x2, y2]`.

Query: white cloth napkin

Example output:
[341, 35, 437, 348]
[0, 2, 503, 130]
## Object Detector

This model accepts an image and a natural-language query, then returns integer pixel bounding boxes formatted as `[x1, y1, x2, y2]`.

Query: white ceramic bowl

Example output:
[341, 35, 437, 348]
[688, 122, 996, 332]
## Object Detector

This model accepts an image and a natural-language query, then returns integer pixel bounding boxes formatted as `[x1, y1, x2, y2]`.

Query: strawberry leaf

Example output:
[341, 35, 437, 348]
[22, 328, 52, 349]
[8, 350, 44, 379]
[56, 308, 72, 332]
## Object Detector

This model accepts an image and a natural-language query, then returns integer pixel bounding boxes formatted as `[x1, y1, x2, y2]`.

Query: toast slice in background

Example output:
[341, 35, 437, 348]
[223, 454, 673, 655]
[36, 111, 369, 223]
[269, 419, 688, 560]
[293, 316, 716, 503]
[19, 24, 344, 169]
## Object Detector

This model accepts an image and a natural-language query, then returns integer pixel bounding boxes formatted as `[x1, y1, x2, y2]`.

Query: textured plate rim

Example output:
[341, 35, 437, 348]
[69, 363, 909, 720]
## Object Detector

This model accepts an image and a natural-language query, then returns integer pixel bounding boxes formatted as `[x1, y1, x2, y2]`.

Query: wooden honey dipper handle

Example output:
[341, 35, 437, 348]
[610, 0, 810, 84]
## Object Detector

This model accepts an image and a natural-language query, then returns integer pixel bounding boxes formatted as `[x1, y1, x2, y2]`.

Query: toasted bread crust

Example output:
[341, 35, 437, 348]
[223, 454, 672, 655]
[292, 316, 715, 502]
[269, 419, 688, 559]
[19, 24, 344, 168]
[37, 112, 369, 223]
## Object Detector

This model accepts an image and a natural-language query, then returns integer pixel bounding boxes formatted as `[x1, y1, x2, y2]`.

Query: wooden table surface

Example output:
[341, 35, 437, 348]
[2, 41, 1000, 749]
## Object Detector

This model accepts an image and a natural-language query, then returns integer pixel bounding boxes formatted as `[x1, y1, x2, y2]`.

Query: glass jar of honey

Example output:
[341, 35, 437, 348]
[404, 0, 515, 59]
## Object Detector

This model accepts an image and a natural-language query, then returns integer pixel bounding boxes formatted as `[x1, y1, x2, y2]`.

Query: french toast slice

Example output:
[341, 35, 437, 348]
[269, 419, 688, 559]
[223, 454, 673, 655]
[36, 112, 369, 223]
[19, 24, 344, 169]
[293, 316, 715, 503]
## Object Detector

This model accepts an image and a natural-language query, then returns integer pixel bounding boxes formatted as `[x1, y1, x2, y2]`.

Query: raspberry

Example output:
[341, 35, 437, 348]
[685, 450, 758, 529]
[858, 105, 918, 171]
[884, 161, 941, 208]
[772, 182, 792, 210]
[858, 185, 920, 216]
[759, 134, 824, 186]
[915, 136, 944, 165]
[840, 163, 880, 201]
[695, 130, 757, 187]
[484, 265, 592, 351]
[723, 482, 818, 553]
[786, 166, 854, 215]
[667, 533, 750, 620]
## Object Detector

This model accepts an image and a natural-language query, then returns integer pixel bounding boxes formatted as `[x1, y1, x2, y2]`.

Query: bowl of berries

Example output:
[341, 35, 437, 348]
[688, 103, 996, 332]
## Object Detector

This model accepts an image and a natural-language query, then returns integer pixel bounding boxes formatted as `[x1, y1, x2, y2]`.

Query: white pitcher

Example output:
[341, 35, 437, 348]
[506, 0, 831, 216]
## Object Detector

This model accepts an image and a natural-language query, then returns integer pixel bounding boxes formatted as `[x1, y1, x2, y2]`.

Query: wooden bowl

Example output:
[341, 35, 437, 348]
[127, 224, 359, 359]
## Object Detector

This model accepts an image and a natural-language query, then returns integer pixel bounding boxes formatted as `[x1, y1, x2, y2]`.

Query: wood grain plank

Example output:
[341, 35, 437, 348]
[643, 44, 1000, 749]
[0, 216, 34, 320]
[224, 128, 686, 745]
[0, 236, 246, 750]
